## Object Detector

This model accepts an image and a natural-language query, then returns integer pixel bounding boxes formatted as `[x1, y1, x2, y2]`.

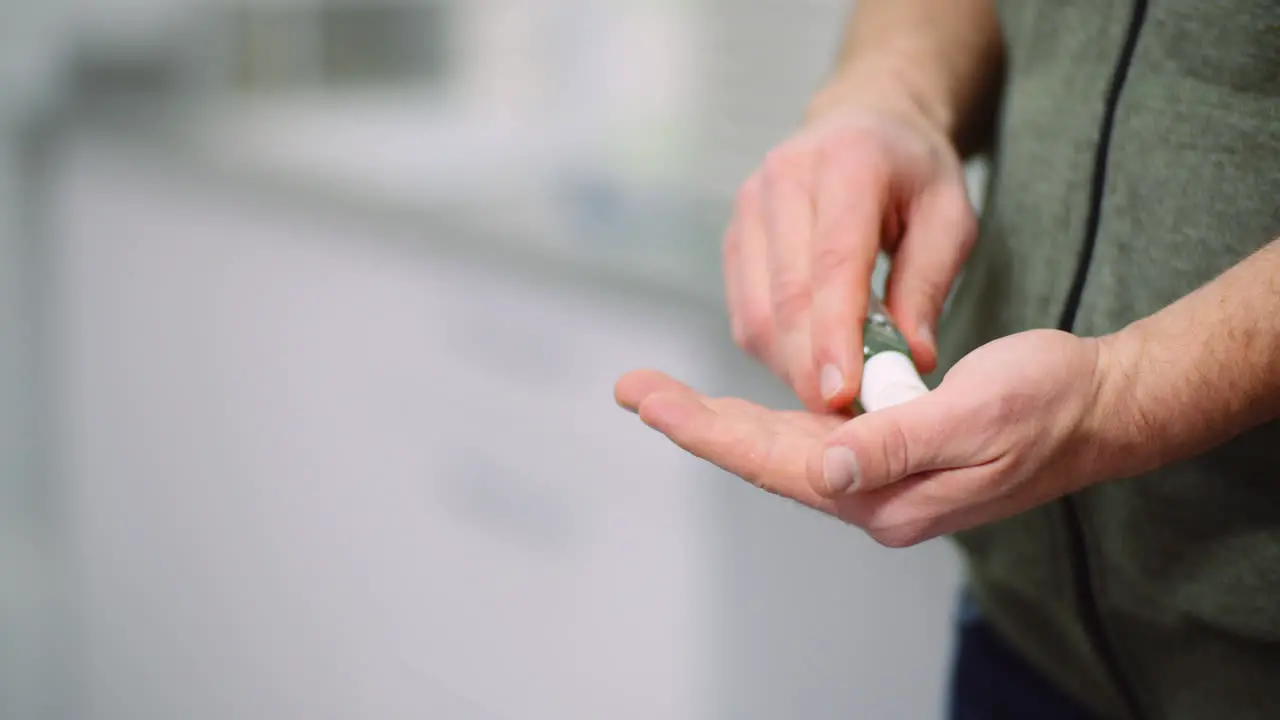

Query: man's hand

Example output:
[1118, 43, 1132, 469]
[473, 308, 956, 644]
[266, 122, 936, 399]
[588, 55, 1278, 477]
[724, 88, 977, 413]
[722, 0, 1005, 414]
[616, 330, 1114, 548]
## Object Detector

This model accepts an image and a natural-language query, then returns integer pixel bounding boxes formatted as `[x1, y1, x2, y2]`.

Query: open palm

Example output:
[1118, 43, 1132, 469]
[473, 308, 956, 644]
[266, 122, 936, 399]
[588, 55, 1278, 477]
[615, 330, 1112, 547]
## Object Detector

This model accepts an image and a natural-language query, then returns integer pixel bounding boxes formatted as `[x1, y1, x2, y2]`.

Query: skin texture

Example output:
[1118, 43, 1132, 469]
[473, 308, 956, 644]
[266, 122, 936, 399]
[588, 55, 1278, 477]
[617, 330, 1108, 548]
[1091, 239, 1280, 480]
[723, 0, 1004, 414]
[618, 238, 1280, 548]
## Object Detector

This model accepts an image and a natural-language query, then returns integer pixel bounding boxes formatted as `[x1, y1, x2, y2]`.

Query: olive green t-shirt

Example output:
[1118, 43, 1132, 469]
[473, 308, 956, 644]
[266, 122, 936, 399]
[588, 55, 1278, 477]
[938, 2, 1280, 718]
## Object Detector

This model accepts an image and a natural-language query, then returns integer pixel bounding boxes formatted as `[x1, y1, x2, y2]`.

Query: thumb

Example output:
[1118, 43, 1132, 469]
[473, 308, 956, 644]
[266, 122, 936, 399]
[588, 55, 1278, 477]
[885, 182, 978, 374]
[812, 389, 967, 498]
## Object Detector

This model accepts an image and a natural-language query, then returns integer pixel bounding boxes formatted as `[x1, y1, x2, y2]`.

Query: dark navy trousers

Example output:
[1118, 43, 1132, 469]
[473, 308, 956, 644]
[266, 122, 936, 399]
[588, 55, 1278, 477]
[948, 593, 1097, 720]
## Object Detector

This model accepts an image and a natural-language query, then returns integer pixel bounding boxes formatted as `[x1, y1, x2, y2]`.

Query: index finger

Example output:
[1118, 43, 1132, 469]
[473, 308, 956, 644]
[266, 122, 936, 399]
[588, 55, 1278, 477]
[809, 141, 891, 411]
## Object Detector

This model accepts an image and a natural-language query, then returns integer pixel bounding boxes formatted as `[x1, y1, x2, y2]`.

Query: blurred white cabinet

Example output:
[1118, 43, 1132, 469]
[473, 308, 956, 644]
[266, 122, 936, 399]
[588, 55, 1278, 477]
[54, 139, 719, 720]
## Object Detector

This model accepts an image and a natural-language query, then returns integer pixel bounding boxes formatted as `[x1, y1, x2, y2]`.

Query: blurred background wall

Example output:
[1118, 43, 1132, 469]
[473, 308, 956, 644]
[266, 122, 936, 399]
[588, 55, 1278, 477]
[2, 1, 964, 718]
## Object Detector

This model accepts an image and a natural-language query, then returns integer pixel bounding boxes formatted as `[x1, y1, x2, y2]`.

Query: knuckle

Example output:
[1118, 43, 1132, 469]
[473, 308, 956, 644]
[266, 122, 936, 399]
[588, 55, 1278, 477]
[905, 273, 950, 309]
[879, 419, 914, 483]
[862, 152, 894, 187]
[811, 242, 854, 279]
[771, 279, 811, 322]
[762, 145, 809, 184]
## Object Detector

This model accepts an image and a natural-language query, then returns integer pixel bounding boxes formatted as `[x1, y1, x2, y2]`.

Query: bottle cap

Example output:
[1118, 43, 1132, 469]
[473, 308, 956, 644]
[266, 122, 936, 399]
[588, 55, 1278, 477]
[860, 351, 928, 412]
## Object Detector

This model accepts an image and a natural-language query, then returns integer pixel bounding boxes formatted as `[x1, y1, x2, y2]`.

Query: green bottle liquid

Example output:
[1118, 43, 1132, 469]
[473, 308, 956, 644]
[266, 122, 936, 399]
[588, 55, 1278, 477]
[858, 294, 929, 413]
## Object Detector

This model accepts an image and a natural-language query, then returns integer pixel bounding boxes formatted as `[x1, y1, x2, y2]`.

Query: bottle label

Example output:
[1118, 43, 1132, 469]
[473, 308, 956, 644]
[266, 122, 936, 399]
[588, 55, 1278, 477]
[860, 351, 928, 412]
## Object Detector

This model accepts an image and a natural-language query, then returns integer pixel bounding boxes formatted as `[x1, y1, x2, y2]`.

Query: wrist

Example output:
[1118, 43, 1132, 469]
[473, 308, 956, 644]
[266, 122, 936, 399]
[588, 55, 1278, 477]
[806, 60, 959, 143]
[1084, 327, 1156, 482]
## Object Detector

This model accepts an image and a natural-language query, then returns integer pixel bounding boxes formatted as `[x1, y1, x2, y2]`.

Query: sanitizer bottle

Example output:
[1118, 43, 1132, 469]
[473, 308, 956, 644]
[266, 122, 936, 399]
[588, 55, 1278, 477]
[859, 293, 930, 412]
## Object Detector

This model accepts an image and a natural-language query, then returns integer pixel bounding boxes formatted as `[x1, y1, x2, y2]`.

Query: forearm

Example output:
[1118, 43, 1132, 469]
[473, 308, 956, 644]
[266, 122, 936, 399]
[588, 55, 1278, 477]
[807, 0, 1006, 156]
[1095, 237, 1280, 480]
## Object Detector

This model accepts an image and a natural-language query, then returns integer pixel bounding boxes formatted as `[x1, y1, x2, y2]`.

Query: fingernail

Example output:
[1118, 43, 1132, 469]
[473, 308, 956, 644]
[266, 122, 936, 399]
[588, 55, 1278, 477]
[823, 446, 861, 495]
[820, 364, 844, 401]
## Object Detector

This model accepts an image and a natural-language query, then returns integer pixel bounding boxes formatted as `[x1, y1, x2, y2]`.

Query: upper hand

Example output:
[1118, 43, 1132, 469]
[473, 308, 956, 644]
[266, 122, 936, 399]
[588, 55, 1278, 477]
[724, 82, 978, 412]
[615, 330, 1119, 547]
